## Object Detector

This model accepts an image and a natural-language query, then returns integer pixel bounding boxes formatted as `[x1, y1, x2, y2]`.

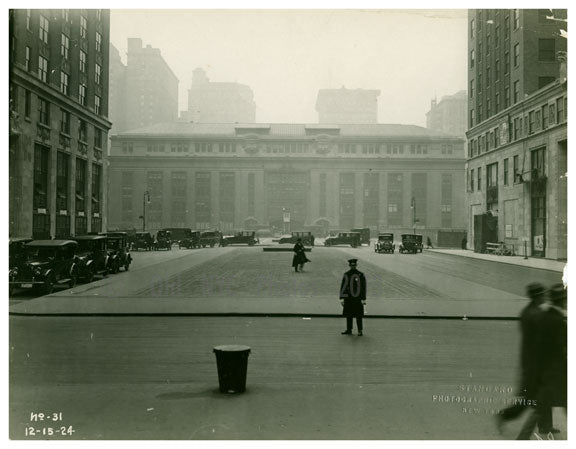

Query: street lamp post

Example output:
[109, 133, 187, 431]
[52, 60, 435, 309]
[141, 191, 150, 232]
[411, 196, 416, 234]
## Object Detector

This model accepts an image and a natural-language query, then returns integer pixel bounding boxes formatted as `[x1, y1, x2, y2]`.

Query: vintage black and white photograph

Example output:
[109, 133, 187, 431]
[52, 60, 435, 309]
[7, 2, 569, 441]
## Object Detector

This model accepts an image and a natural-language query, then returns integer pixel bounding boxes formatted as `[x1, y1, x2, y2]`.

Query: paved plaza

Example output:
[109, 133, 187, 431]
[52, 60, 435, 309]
[9, 246, 567, 440]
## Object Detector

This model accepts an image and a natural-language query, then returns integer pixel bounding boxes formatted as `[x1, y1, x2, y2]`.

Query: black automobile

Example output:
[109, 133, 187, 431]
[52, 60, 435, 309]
[132, 232, 155, 251]
[351, 228, 371, 246]
[375, 233, 395, 253]
[324, 232, 361, 248]
[9, 240, 79, 295]
[199, 231, 221, 248]
[278, 231, 315, 246]
[220, 231, 258, 247]
[179, 230, 201, 249]
[73, 235, 110, 282]
[414, 234, 424, 253]
[102, 232, 132, 273]
[399, 234, 420, 254]
[155, 230, 172, 250]
[9, 237, 33, 270]
[163, 228, 193, 247]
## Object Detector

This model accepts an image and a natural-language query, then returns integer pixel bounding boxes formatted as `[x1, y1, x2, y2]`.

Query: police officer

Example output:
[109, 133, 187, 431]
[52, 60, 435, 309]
[339, 258, 367, 336]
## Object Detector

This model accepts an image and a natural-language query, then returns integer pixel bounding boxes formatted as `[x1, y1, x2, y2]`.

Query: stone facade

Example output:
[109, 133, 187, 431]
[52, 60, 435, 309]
[108, 123, 466, 242]
[466, 80, 567, 259]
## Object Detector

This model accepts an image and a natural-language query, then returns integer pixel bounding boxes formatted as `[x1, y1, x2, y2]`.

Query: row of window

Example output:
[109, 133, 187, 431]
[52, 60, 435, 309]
[468, 95, 566, 158]
[469, 147, 546, 192]
[125, 142, 458, 155]
[34, 145, 102, 216]
[470, 10, 522, 40]
[11, 85, 105, 149]
[32, 10, 103, 48]
[29, 51, 103, 111]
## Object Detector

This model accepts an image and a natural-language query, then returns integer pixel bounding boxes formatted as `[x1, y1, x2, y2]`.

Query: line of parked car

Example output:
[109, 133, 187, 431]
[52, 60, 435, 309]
[9, 232, 132, 296]
[374, 233, 423, 254]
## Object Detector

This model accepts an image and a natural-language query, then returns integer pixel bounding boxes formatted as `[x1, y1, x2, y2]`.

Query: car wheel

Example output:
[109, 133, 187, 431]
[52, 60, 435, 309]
[210, 243, 215, 248]
[124, 262, 130, 271]
[69, 274, 77, 289]
[43, 275, 55, 295]
[85, 269, 95, 283]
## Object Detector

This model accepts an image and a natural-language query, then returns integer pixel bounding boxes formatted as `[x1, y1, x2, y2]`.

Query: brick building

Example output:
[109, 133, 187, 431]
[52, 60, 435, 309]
[9, 9, 111, 239]
[108, 123, 466, 244]
[466, 9, 567, 259]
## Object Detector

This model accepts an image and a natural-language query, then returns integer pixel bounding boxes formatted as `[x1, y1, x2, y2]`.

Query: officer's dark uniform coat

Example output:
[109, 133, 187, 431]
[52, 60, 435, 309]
[339, 268, 366, 317]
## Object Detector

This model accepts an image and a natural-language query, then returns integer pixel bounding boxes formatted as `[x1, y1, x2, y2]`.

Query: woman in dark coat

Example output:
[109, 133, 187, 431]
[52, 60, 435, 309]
[292, 239, 309, 272]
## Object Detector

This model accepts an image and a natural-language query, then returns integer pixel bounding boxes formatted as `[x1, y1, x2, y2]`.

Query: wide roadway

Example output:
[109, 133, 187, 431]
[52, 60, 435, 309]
[9, 246, 565, 439]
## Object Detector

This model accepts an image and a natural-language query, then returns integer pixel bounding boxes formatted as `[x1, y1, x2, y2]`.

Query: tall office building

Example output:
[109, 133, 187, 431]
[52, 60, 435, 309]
[315, 88, 380, 124]
[467, 9, 566, 129]
[426, 91, 468, 136]
[466, 9, 567, 259]
[120, 38, 179, 132]
[108, 43, 126, 138]
[9, 9, 111, 238]
[185, 68, 256, 123]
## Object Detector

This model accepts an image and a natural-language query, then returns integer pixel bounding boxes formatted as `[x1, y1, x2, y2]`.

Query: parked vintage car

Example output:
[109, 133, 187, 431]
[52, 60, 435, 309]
[278, 231, 315, 246]
[399, 234, 421, 254]
[324, 232, 361, 248]
[9, 240, 79, 295]
[155, 230, 172, 250]
[199, 231, 221, 248]
[132, 232, 155, 251]
[9, 237, 33, 270]
[375, 233, 395, 253]
[220, 231, 258, 246]
[102, 232, 132, 273]
[351, 228, 371, 246]
[163, 227, 192, 247]
[179, 230, 202, 249]
[414, 234, 424, 253]
[73, 235, 110, 282]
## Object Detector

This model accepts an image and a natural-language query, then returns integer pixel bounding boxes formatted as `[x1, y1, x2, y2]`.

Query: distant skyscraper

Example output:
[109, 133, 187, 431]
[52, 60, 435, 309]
[108, 43, 126, 138]
[112, 38, 178, 132]
[315, 88, 380, 124]
[426, 91, 468, 136]
[186, 68, 256, 123]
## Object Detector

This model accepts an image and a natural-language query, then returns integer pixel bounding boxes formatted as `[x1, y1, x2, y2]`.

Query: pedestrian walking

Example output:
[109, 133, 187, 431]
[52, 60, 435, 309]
[292, 238, 309, 272]
[496, 282, 551, 435]
[515, 283, 567, 439]
[339, 258, 366, 336]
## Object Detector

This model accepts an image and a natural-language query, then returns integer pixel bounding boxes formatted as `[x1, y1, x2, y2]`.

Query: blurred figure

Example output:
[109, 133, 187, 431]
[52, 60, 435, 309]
[496, 282, 550, 436]
[514, 283, 567, 440]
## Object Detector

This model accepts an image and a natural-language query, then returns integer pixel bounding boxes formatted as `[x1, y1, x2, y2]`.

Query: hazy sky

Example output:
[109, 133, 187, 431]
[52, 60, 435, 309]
[109, 9, 468, 126]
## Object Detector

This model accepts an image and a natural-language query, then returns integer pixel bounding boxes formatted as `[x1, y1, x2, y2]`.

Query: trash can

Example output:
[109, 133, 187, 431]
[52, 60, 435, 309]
[213, 345, 251, 393]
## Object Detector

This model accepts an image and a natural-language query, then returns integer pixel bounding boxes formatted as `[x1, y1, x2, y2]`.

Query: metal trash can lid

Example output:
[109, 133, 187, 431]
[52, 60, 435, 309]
[213, 345, 251, 353]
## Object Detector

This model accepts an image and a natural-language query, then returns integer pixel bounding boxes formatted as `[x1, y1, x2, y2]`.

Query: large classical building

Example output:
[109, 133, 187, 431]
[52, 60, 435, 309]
[109, 38, 179, 134]
[466, 9, 567, 259]
[9, 9, 111, 239]
[108, 123, 466, 244]
[426, 91, 468, 137]
[184, 68, 256, 123]
[315, 88, 380, 124]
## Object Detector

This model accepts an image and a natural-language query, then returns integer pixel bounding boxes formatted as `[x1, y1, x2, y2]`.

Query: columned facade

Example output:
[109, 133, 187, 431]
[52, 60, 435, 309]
[109, 123, 466, 241]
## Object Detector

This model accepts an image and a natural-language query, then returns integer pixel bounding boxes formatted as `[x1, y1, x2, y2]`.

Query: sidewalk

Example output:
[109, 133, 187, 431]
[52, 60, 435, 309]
[426, 248, 566, 273]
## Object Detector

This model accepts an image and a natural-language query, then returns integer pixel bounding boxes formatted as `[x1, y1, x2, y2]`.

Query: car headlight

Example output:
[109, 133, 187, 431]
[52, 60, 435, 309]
[9, 268, 18, 277]
[34, 267, 42, 276]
